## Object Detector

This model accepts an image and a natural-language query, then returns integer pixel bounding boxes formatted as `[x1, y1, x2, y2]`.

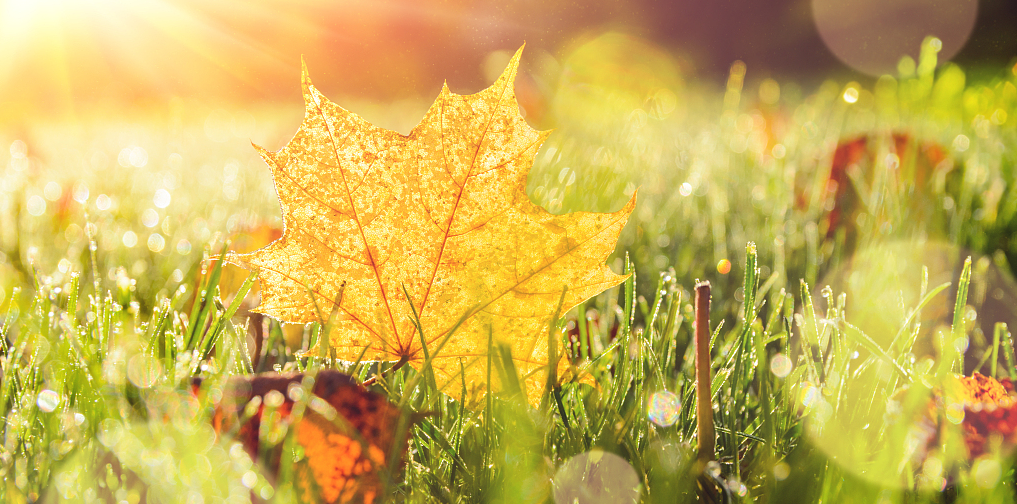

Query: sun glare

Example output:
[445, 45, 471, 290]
[0, 0, 297, 118]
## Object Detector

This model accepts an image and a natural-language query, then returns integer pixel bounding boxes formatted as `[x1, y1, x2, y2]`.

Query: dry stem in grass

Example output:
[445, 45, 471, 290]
[695, 281, 726, 503]
[695, 281, 715, 463]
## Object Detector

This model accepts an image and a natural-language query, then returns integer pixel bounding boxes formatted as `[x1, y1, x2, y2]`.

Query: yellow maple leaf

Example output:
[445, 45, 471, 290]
[230, 47, 634, 406]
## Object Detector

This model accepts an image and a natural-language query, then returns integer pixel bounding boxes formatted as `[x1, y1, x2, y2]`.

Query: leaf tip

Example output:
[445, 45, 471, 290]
[513, 42, 526, 60]
[300, 56, 319, 106]
[493, 44, 525, 90]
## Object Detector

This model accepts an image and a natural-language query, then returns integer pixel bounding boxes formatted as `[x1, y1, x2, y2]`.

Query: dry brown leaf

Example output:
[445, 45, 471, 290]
[230, 47, 634, 406]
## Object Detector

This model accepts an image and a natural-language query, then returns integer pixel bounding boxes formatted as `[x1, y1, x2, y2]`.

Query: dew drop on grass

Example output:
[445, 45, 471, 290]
[647, 391, 680, 427]
[36, 390, 60, 412]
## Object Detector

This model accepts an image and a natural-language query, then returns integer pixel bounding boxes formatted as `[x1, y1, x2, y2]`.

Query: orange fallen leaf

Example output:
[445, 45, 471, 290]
[230, 47, 634, 406]
[201, 371, 410, 504]
[895, 372, 1017, 477]
[802, 132, 948, 248]
[947, 372, 1017, 458]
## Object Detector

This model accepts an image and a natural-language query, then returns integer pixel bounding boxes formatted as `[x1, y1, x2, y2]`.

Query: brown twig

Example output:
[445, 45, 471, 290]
[695, 281, 725, 503]
[695, 281, 715, 463]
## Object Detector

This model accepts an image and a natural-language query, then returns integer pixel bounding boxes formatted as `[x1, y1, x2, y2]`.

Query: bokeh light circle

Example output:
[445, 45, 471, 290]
[769, 353, 792, 378]
[148, 233, 166, 253]
[553, 450, 640, 504]
[154, 188, 172, 208]
[717, 259, 732, 275]
[26, 195, 46, 216]
[647, 390, 680, 427]
[36, 390, 60, 412]
[127, 354, 162, 389]
[812, 0, 977, 76]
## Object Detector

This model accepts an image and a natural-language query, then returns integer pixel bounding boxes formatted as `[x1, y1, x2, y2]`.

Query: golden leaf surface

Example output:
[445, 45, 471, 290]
[231, 47, 634, 406]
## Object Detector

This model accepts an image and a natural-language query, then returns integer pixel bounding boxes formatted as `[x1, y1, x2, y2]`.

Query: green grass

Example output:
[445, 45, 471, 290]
[2, 39, 1017, 502]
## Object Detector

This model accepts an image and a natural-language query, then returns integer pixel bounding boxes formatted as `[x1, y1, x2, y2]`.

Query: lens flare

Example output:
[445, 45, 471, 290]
[647, 390, 680, 427]
[812, 0, 977, 76]
[552, 450, 640, 504]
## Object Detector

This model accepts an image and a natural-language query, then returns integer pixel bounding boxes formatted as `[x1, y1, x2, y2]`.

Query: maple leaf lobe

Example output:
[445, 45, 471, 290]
[231, 46, 634, 405]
